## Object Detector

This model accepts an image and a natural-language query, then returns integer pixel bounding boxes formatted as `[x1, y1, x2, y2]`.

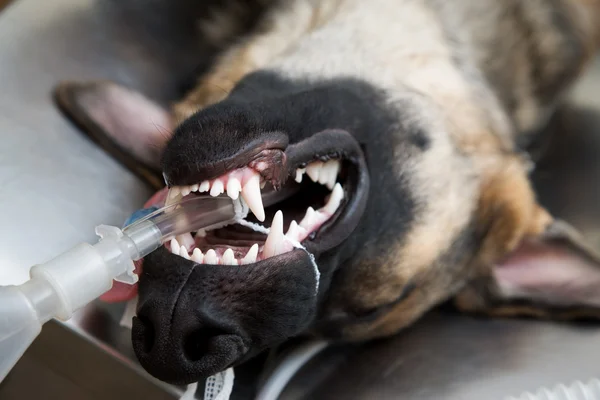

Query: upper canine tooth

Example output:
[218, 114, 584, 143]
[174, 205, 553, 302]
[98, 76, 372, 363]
[318, 164, 332, 186]
[306, 162, 323, 183]
[295, 168, 305, 183]
[226, 177, 242, 200]
[241, 173, 265, 221]
[191, 248, 204, 263]
[241, 244, 259, 265]
[204, 249, 218, 264]
[324, 183, 344, 215]
[263, 210, 284, 258]
[324, 160, 340, 189]
[222, 248, 237, 265]
[199, 181, 210, 192]
[210, 179, 224, 197]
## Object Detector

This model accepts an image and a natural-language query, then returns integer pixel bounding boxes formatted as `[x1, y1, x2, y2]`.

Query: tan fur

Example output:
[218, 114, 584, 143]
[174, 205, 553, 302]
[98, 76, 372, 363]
[475, 157, 553, 266]
[175, 0, 600, 338]
[173, 0, 340, 121]
[62, 0, 600, 339]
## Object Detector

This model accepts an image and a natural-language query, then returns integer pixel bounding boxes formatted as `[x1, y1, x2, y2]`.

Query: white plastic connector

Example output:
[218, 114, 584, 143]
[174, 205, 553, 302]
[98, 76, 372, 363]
[0, 224, 149, 382]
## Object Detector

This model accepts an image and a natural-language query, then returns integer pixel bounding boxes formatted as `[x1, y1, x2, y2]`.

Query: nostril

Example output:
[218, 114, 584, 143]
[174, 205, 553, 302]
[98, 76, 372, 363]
[183, 327, 228, 361]
[133, 316, 156, 354]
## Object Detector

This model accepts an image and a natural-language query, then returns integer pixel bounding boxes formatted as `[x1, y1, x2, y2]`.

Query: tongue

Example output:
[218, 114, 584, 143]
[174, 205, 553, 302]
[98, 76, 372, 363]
[100, 187, 168, 303]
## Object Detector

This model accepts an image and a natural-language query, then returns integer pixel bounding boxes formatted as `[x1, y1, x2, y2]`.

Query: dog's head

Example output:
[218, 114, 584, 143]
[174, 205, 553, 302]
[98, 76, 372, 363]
[115, 73, 600, 385]
[52, 2, 600, 384]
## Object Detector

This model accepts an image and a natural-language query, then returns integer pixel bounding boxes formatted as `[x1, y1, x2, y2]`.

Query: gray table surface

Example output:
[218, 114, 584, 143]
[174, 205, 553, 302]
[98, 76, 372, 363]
[3, 0, 600, 399]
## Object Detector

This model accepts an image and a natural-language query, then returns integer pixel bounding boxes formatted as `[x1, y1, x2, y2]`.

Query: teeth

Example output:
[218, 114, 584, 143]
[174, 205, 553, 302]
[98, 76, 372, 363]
[222, 248, 237, 265]
[199, 180, 210, 192]
[295, 168, 305, 183]
[322, 160, 340, 189]
[196, 229, 207, 238]
[190, 183, 199, 192]
[306, 161, 323, 183]
[170, 238, 180, 254]
[165, 187, 182, 207]
[264, 210, 285, 258]
[324, 183, 344, 214]
[179, 245, 190, 260]
[241, 244, 259, 265]
[226, 177, 242, 200]
[204, 249, 218, 264]
[176, 233, 195, 250]
[191, 248, 204, 263]
[318, 165, 331, 186]
[300, 207, 316, 229]
[286, 220, 301, 241]
[241, 173, 265, 221]
[210, 179, 224, 197]
[181, 185, 192, 197]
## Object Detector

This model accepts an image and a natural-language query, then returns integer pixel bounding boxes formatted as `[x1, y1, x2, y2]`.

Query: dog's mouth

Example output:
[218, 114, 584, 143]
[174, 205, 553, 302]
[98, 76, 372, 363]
[162, 130, 369, 266]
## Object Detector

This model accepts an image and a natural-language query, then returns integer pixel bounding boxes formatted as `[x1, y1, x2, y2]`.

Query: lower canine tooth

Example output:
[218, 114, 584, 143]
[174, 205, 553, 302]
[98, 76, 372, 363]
[210, 179, 224, 196]
[264, 210, 285, 258]
[204, 249, 218, 264]
[306, 162, 323, 182]
[191, 248, 204, 263]
[324, 183, 344, 214]
[222, 248, 237, 265]
[241, 244, 259, 264]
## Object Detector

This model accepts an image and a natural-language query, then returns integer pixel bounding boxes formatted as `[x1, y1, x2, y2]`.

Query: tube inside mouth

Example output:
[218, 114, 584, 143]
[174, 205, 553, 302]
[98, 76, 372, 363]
[164, 157, 350, 266]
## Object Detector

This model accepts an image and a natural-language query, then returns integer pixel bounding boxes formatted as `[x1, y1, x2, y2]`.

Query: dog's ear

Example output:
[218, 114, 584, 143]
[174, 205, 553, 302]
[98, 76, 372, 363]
[454, 153, 600, 319]
[53, 81, 172, 189]
[456, 211, 600, 318]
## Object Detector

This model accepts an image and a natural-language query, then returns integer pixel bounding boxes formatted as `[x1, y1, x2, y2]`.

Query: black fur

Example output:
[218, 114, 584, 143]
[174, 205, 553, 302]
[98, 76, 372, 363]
[139, 73, 426, 383]
[133, 247, 317, 385]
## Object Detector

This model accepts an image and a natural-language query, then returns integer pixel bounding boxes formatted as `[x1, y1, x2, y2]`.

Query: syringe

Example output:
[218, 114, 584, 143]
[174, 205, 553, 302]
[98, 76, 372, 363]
[0, 188, 294, 382]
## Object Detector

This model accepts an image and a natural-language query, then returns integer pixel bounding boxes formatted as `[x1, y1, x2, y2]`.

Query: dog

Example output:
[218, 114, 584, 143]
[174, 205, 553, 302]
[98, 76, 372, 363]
[53, 0, 600, 387]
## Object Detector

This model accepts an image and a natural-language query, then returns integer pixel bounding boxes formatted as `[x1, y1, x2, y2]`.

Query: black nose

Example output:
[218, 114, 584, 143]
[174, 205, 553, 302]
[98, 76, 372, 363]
[133, 247, 319, 385]
[131, 300, 248, 385]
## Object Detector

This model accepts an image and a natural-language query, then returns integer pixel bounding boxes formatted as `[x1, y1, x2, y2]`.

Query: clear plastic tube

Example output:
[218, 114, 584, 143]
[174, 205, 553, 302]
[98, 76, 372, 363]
[124, 195, 238, 247]
[0, 188, 302, 382]
[0, 195, 244, 382]
[505, 379, 600, 400]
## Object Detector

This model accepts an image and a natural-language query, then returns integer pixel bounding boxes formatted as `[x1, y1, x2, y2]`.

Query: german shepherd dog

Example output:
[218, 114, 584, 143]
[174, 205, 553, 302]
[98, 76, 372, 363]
[54, 0, 600, 387]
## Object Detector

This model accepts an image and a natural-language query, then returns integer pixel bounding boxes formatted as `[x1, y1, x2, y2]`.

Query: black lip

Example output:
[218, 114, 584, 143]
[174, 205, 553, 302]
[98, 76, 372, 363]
[162, 131, 289, 186]
[134, 247, 318, 384]
[285, 129, 370, 253]
[164, 128, 369, 257]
